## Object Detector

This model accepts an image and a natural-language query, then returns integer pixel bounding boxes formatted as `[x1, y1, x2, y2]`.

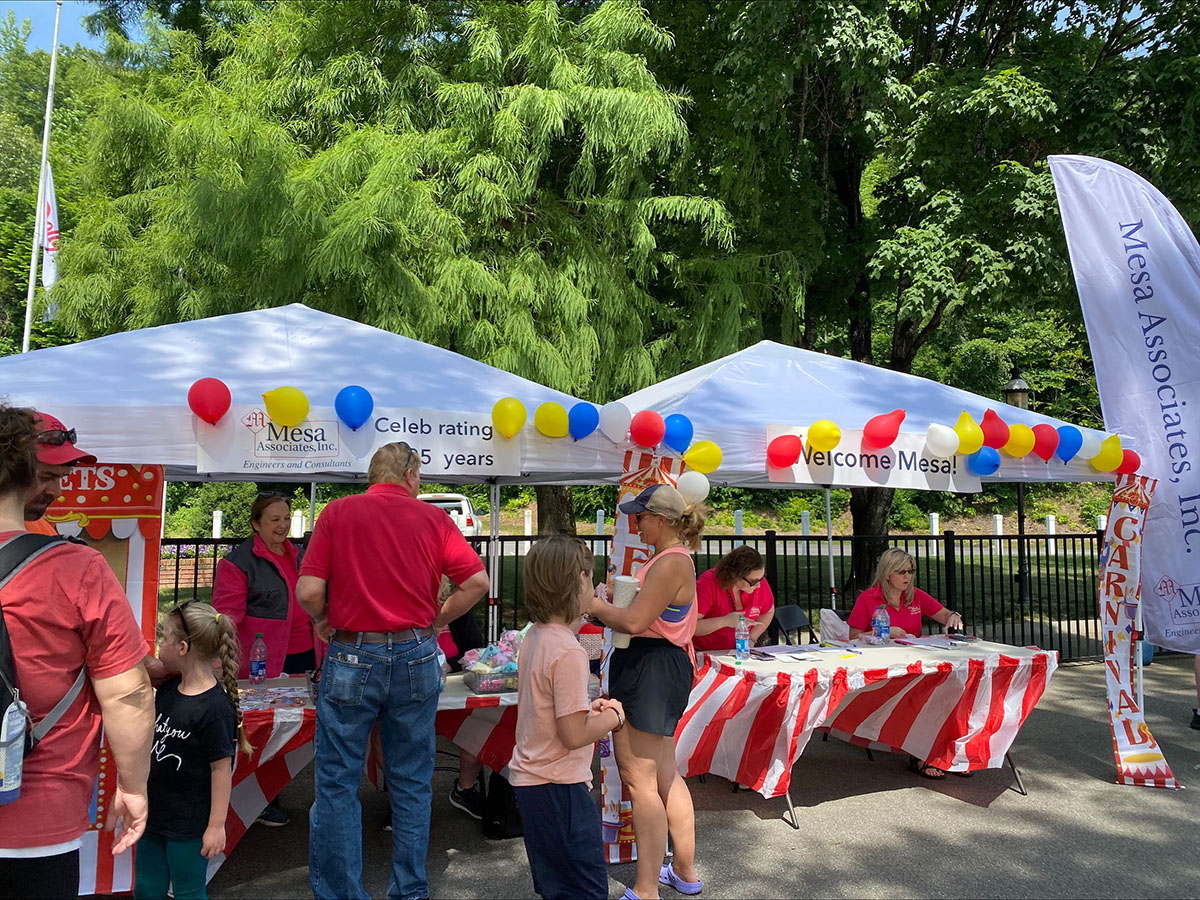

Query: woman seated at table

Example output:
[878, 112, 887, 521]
[847, 548, 963, 641]
[846, 548, 965, 781]
[213, 492, 323, 825]
[693, 545, 776, 651]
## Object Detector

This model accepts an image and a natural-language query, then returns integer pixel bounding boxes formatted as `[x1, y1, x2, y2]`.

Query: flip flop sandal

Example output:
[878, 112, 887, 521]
[908, 756, 947, 779]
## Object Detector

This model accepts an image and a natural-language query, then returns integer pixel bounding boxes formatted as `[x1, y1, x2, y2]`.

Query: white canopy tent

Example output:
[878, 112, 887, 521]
[616, 340, 1118, 488]
[0, 303, 615, 484]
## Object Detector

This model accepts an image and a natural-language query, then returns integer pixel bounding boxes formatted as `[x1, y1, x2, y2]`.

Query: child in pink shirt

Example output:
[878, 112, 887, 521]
[509, 536, 625, 900]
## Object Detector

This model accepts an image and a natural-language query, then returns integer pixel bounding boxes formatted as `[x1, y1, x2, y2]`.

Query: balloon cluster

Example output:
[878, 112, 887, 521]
[490, 398, 725, 499]
[924, 410, 1138, 475]
[765, 406, 1139, 478]
[186, 379, 379, 431]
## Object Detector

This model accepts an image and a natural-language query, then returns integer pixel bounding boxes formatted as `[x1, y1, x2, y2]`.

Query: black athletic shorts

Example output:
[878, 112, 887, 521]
[608, 637, 692, 736]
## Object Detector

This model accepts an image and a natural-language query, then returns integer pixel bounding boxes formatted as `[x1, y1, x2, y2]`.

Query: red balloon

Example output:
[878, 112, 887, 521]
[187, 377, 232, 425]
[629, 410, 666, 448]
[1115, 449, 1141, 475]
[767, 434, 803, 468]
[862, 409, 905, 450]
[980, 409, 1010, 449]
[1030, 424, 1059, 461]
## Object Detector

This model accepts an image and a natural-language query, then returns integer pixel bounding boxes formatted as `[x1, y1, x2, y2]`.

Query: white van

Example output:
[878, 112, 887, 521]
[417, 493, 483, 537]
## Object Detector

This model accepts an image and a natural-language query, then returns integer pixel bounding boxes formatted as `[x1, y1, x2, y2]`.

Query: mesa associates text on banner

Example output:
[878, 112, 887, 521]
[1050, 155, 1200, 654]
[1098, 475, 1177, 788]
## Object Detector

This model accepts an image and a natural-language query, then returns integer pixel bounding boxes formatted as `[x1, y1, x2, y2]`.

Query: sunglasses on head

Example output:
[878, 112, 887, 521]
[257, 491, 287, 500]
[172, 601, 195, 642]
[37, 427, 77, 446]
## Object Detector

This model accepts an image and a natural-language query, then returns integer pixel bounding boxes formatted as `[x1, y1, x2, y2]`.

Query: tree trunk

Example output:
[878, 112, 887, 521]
[535, 486, 576, 535]
[848, 487, 894, 597]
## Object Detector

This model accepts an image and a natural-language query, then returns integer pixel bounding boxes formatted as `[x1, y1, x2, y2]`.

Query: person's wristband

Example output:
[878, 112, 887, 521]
[611, 707, 624, 732]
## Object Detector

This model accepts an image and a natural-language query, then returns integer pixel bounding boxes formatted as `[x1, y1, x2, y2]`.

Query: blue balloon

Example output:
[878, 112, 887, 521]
[967, 447, 1001, 476]
[1055, 425, 1083, 463]
[567, 402, 600, 440]
[662, 414, 694, 454]
[335, 385, 374, 431]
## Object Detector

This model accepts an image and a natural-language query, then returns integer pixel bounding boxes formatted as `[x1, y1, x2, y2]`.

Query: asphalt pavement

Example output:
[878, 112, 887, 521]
[206, 655, 1200, 899]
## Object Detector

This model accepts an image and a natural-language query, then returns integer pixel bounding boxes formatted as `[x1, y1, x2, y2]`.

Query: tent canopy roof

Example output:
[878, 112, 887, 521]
[0, 304, 585, 482]
[617, 340, 1116, 487]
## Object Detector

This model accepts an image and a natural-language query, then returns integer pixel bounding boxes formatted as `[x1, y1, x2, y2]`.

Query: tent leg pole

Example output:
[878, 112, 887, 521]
[308, 482, 316, 534]
[825, 488, 836, 608]
[488, 481, 501, 643]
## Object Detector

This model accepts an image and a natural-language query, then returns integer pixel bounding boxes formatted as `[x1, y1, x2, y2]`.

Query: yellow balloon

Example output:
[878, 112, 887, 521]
[1091, 434, 1124, 472]
[954, 410, 984, 455]
[262, 386, 309, 428]
[491, 397, 527, 439]
[1004, 423, 1036, 458]
[683, 440, 723, 474]
[534, 401, 569, 438]
[808, 420, 841, 453]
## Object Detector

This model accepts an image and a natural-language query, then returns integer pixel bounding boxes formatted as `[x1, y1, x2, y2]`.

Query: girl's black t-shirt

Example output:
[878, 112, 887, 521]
[146, 676, 237, 840]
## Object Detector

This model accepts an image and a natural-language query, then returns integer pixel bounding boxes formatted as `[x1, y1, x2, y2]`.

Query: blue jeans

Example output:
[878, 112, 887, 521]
[309, 635, 439, 900]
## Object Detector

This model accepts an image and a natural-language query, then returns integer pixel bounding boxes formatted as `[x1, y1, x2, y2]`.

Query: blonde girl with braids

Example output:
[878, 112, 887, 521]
[134, 603, 248, 900]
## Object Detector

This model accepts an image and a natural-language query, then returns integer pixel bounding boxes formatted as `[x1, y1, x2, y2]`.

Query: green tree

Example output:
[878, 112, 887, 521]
[54, 0, 735, 532]
[648, 0, 1196, 587]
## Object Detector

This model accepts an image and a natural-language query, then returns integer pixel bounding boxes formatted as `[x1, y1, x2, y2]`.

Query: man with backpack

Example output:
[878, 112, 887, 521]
[0, 404, 155, 899]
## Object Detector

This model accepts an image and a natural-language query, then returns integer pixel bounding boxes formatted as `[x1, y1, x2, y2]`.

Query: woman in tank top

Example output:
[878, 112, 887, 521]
[588, 482, 709, 900]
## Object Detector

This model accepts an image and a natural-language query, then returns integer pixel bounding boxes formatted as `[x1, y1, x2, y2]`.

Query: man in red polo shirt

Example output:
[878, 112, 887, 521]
[297, 442, 488, 900]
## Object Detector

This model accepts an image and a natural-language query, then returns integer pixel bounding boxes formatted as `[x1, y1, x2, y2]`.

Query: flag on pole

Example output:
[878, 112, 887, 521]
[1049, 154, 1200, 655]
[38, 161, 60, 290]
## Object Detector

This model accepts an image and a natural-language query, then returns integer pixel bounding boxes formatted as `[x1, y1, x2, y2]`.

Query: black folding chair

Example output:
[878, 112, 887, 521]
[774, 604, 818, 645]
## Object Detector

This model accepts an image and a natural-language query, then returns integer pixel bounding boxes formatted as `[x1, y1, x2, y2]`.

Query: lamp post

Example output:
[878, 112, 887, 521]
[1003, 367, 1032, 609]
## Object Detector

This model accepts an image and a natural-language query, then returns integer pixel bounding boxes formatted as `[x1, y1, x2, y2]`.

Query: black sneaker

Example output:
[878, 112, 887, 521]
[449, 783, 485, 820]
[1191, 709, 1200, 730]
[256, 802, 290, 827]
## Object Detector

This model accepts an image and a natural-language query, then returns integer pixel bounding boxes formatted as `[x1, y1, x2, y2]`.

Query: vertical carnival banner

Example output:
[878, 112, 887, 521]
[42, 464, 166, 895]
[1050, 155, 1200, 654]
[600, 450, 683, 864]
[1099, 475, 1177, 788]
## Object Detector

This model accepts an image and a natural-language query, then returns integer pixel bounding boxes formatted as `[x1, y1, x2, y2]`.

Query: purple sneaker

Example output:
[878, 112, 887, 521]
[660, 862, 703, 895]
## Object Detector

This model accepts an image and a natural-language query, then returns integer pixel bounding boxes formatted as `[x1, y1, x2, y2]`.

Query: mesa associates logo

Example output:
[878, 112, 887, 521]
[241, 407, 340, 457]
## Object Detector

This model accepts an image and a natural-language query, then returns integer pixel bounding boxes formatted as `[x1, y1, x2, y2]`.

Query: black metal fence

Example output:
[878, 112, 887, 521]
[159, 529, 1105, 662]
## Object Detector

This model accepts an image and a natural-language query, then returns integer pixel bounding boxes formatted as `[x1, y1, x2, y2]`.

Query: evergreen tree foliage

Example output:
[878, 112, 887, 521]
[54, 0, 733, 399]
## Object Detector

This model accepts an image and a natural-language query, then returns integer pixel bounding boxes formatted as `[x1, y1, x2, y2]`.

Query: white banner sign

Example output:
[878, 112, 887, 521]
[765, 426, 981, 492]
[196, 405, 520, 477]
[1050, 154, 1200, 653]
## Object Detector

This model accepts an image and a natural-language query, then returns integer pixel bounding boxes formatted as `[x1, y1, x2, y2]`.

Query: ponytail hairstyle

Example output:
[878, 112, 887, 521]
[670, 501, 710, 552]
[174, 602, 253, 756]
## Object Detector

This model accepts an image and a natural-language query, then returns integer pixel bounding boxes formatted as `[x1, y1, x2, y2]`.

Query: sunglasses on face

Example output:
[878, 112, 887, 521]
[895, 568, 916, 576]
[37, 427, 77, 446]
[744, 575, 764, 587]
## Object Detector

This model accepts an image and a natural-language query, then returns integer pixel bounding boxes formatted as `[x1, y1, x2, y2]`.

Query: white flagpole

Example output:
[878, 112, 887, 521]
[22, 0, 64, 354]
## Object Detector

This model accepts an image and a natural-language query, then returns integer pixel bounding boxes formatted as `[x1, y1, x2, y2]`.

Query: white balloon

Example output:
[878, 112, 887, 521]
[598, 402, 631, 443]
[1078, 431, 1103, 460]
[926, 423, 959, 458]
[676, 470, 710, 505]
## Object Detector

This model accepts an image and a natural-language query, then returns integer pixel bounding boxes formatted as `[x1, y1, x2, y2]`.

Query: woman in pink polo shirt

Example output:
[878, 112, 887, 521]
[846, 547, 965, 780]
[693, 545, 776, 651]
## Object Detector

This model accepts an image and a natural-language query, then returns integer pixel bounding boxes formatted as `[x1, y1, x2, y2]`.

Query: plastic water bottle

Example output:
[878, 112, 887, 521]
[0, 699, 28, 805]
[872, 605, 891, 643]
[734, 615, 751, 664]
[249, 633, 267, 685]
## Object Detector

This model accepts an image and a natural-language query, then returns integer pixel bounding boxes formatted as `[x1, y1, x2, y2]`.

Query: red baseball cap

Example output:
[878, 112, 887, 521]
[34, 412, 97, 467]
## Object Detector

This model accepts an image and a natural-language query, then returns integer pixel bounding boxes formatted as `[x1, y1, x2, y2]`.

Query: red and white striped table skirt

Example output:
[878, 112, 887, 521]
[675, 642, 1058, 799]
